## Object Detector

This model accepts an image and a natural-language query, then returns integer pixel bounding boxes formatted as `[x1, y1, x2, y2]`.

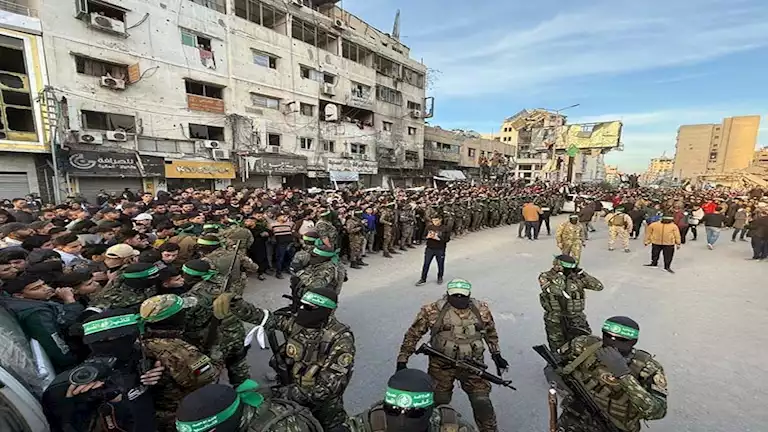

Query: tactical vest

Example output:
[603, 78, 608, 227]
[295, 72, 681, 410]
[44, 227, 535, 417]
[609, 214, 627, 227]
[246, 399, 323, 431]
[429, 299, 486, 360]
[567, 341, 659, 431]
[367, 404, 459, 432]
[539, 274, 587, 315]
[284, 319, 352, 388]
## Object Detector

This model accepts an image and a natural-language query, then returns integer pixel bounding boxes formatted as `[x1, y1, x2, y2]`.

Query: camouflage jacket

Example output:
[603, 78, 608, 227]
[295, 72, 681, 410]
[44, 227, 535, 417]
[346, 403, 478, 432]
[296, 260, 346, 298]
[560, 335, 668, 431]
[556, 221, 585, 248]
[144, 336, 219, 414]
[89, 281, 156, 311]
[204, 247, 259, 278]
[397, 296, 500, 363]
[399, 208, 415, 225]
[273, 314, 355, 404]
[345, 217, 364, 236]
[538, 269, 603, 315]
[379, 209, 395, 227]
[240, 399, 321, 431]
[315, 219, 338, 247]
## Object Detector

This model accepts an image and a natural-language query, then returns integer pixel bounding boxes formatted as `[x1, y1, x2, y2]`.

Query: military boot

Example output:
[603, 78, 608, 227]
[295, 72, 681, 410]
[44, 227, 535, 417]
[357, 259, 369, 266]
[350, 261, 362, 269]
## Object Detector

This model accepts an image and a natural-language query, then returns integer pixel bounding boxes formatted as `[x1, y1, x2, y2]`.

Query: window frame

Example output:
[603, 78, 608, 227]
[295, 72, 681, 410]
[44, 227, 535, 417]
[299, 137, 313, 150]
[252, 49, 277, 69]
[81, 110, 136, 132]
[267, 133, 281, 147]
[250, 93, 280, 110]
[299, 103, 315, 117]
[188, 123, 224, 141]
[322, 140, 335, 152]
[350, 143, 367, 154]
[185, 80, 224, 99]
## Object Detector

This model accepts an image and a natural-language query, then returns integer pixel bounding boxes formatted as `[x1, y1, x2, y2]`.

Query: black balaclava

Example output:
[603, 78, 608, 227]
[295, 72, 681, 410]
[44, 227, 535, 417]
[295, 287, 337, 329]
[446, 278, 472, 309]
[602, 315, 639, 357]
[122, 262, 160, 291]
[554, 254, 578, 277]
[82, 309, 141, 366]
[569, 215, 579, 224]
[384, 368, 435, 432]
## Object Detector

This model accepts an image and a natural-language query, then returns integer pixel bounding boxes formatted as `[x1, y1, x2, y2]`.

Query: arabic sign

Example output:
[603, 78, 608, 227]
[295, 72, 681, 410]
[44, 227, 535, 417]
[326, 158, 378, 174]
[244, 154, 307, 174]
[165, 160, 235, 179]
[330, 171, 359, 182]
[62, 151, 164, 177]
[187, 94, 225, 114]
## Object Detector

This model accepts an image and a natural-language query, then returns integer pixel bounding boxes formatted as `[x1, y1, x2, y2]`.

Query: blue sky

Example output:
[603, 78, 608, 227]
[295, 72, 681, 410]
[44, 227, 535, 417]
[343, 0, 768, 172]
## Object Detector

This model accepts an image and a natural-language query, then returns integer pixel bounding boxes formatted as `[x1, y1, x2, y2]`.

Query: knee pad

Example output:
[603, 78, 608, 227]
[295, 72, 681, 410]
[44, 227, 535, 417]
[468, 394, 496, 419]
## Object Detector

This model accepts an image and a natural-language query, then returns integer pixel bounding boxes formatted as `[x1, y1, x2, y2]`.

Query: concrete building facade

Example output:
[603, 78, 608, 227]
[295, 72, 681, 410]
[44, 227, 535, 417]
[673, 116, 761, 181]
[423, 126, 515, 181]
[639, 156, 673, 185]
[754, 147, 768, 168]
[3, 0, 427, 201]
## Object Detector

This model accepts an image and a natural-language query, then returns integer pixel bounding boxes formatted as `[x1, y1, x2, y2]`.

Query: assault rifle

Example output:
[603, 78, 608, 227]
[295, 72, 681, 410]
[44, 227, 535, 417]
[532, 344, 621, 432]
[203, 240, 241, 350]
[266, 324, 292, 387]
[415, 344, 516, 391]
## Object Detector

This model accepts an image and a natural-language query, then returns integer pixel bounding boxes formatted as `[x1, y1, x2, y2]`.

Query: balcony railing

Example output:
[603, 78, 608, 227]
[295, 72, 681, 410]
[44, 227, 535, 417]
[0, 0, 37, 17]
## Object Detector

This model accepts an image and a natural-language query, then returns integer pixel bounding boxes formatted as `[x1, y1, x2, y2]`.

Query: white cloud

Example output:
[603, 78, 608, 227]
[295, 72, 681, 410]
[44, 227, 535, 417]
[414, 0, 768, 97]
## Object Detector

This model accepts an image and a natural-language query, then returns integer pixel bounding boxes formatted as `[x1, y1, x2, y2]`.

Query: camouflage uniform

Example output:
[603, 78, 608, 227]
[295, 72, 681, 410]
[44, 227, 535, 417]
[272, 313, 356, 431]
[294, 259, 346, 300]
[470, 201, 482, 231]
[346, 402, 478, 432]
[397, 296, 501, 432]
[203, 246, 259, 296]
[557, 335, 668, 432]
[89, 281, 156, 310]
[605, 211, 633, 251]
[184, 275, 268, 386]
[316, 219, 338, 249]
[345, 217, 365, 264]
[442, 203, 455, 237]
[538, 269, 604, 351]
[556, 221, 586, 263]
[461, 200, 472, 234]
[399, 206, 416, 250]
[143, 336, 220, 432]
[379, 206, 396, 257]
[236, 400, 323, 431]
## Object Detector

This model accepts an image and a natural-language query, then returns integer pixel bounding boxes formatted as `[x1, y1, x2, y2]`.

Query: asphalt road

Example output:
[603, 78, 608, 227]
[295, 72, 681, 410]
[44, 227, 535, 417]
[241, 215, 768, 431]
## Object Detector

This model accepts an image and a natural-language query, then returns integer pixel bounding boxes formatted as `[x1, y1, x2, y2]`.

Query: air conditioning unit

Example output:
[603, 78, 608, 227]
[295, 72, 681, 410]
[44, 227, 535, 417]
[78, 132, 103, 145]
[212, 149, 230, 160]
[360, 154, 369, 161]
[333, 18, 346, 29]
[100, 75, 125, 90]
[409, 109, 422, 119]
[90, 12, 126, 34]
[322, 83, 336, 96]
[201, 140, 220, 149]
[105, 130, 128, 141]
[267, 146, 279, 153]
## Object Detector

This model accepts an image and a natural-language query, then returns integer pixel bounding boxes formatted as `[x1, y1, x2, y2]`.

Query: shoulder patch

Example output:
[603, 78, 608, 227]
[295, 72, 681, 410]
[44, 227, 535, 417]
[337, 352, 354, 367]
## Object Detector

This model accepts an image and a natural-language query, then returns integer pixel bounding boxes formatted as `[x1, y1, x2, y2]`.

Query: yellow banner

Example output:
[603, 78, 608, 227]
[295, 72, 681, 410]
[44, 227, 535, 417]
[164, 160, 235, 179]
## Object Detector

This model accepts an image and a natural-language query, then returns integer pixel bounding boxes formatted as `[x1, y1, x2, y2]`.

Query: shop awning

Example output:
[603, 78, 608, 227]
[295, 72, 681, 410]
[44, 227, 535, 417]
[330, 171, 359, 182]
[434, 170, 466, 181]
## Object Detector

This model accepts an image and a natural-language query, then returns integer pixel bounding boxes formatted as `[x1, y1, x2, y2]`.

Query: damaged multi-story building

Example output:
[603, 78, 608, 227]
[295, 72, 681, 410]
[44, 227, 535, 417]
[0, 0, 429, 201]
[497, 109, 623, 183]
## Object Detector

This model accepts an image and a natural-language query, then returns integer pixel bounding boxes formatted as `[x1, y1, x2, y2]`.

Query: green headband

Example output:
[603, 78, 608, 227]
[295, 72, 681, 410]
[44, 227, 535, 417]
[602, 321, 639, 340]
[662, 216, 674, 220]
[312, 247, 337, 258]
[144, 296, 185, 322]
[320, 210, 331, 217]
[83, 314, 141, 336]
[302, 235, 319, 242]
[197, 238, 220, 246]
[182, 264, 218, 281]
[123, 266, 160, 279]
[384, 388, 434, 409]
[301, 291, 337, 309]
[175, 380, 264, 432]
[446, 279, 472, 295]
[203, 224, 221, 230]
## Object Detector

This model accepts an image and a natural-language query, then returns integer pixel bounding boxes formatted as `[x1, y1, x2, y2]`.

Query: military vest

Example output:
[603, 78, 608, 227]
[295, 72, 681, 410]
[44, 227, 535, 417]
[245, 399, 322, 432]
[539, 273, 587, 315]
[365, 404, 460, 432]
[566, 337, 660, 431]
[429, 299, 486, 360]
[284, 318, 352, 388]
[609, 214, 627, 227]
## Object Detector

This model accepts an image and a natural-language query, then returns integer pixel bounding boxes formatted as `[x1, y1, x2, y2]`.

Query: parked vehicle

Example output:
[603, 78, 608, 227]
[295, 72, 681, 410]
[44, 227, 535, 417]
[561, 194, 614, 213]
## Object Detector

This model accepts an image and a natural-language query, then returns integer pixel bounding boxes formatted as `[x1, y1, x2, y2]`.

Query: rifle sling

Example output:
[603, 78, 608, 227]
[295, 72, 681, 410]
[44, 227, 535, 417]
[562, 342, 602, 375]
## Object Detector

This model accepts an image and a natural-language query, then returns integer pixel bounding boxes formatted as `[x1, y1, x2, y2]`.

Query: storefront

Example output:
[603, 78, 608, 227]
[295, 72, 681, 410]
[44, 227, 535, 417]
[61, 150, 164, 203]
[240, 153, 308, 189]
[163, 160, 235, 191]
[326, 158, 377, 188]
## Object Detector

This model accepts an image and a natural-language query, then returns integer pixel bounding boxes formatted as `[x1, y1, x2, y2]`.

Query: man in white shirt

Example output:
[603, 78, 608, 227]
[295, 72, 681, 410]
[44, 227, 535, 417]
[52, 233, 88, 267]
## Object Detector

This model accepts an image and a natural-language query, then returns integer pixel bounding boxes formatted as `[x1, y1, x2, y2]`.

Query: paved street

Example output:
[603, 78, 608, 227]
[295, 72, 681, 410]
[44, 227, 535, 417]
[241, 215, 768, 431]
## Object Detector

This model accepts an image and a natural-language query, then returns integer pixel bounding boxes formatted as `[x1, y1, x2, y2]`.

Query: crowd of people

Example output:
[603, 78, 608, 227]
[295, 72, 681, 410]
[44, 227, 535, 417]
[0, 180, 764, 432]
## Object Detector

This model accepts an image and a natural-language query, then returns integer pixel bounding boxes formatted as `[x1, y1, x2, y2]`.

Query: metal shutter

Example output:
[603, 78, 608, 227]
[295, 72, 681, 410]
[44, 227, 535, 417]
[0, 173, 30, 200]
[77, 177, 141, 204]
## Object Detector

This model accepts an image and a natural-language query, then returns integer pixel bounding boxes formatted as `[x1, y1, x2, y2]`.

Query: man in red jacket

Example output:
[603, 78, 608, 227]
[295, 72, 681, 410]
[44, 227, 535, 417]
[702, 200, 717, 214]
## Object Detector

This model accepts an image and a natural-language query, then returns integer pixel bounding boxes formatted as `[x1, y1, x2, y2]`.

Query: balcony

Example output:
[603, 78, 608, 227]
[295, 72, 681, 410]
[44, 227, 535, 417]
[424, 148, 460, 163]
[0, 0, 42, 33]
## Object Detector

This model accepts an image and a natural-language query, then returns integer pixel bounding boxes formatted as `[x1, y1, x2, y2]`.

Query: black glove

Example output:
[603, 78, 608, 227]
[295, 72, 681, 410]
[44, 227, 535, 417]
[596, 346, 631, 378]
[491, 353, 509, 373]
[396, 362, 407, 372]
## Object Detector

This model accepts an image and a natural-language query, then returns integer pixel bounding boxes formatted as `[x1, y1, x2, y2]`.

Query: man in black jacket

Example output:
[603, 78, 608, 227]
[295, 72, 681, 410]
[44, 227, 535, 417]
[415, 215, 450, 286]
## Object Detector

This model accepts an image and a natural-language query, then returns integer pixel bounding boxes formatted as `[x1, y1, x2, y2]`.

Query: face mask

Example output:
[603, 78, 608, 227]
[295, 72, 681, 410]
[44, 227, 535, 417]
[447, 294, 470, 309]
[124, 277, 156, 291]
[569, 219, 578, 224]
[295, 306, 332, 329]
[385, 408, 432, 432]
[562, 267, 577, 277]
[89, 337, 139, 364]
[602, 332, 637, 357]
